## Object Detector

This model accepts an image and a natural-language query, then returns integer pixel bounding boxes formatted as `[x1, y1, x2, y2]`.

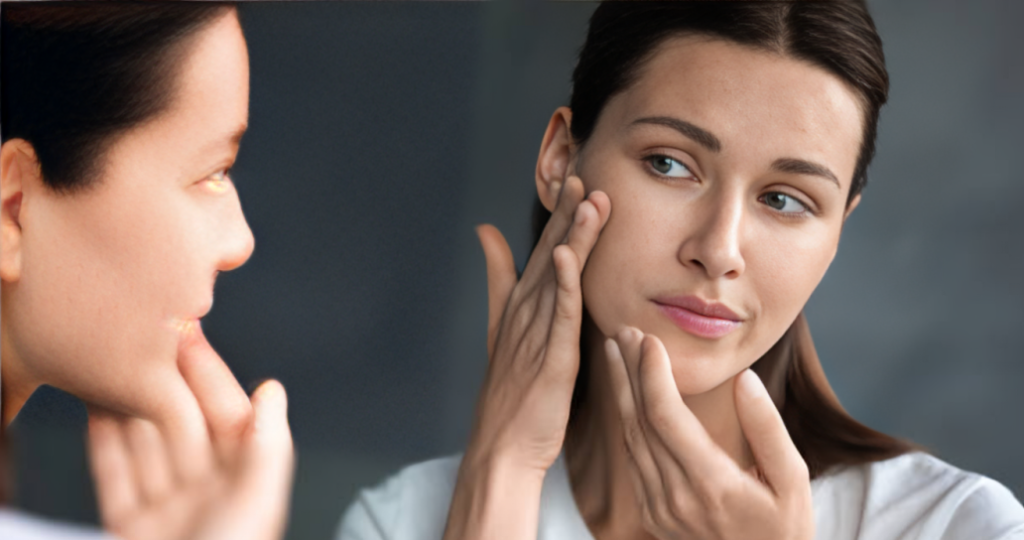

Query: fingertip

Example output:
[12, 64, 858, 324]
[573, 199, 595, 226]
[604, 336, 622, 361]
[617, 326, 642, 345]
[736, 369, 769, 402]
[475, 223, 496, 239]
[251, 379, 287, 409]
[251, 380, 292, 448]
[586, 190, 611, 218]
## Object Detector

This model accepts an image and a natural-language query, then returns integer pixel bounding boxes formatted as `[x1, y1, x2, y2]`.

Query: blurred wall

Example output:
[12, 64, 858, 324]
[7, 2, 1023, 540]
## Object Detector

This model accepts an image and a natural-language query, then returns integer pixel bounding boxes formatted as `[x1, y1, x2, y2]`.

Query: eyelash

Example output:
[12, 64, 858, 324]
[758, 191, 812, 217]
[201, 168, 234, 193]
[643, 154, 696, 181]
[644, 154, 816, 217]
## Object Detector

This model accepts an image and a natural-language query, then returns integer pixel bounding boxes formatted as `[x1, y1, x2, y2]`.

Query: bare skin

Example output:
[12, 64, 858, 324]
[445, 36, 865, 540]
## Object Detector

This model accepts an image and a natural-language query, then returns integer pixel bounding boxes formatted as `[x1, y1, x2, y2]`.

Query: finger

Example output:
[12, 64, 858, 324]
[150, 322, 221, 483]
[537, 243, 584, 385]
[604, 336, 666, 509]
[734, 369, 808, 495]
[476, 224, 517, 359]
[123, 417, 174, 504]
[630, 333, 737, 486]
[199, 380, 294, 540]
[87, 408, 139, 526]
[562, 190, 611, 270]
[631, 335, 702, 521]
[518, 176, 585, 286]
[177, 322, 253, 466]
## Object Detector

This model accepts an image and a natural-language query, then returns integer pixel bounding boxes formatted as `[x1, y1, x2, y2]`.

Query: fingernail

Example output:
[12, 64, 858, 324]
[246, 378, 273, 395]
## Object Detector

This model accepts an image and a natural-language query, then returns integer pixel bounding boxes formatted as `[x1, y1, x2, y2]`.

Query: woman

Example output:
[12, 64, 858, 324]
[339, 2, 1024, 539]
[1, 4, 293, 539]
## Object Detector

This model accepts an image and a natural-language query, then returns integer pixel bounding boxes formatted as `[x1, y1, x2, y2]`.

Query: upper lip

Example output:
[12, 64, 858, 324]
[653, 295, 743, 322]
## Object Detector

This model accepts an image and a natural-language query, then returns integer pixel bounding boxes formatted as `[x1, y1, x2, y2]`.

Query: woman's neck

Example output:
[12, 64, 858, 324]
[565, 318, 754, 540]
[1, 310, 39, 428]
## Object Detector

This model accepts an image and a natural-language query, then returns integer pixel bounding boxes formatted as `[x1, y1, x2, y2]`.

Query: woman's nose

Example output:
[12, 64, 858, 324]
[677, 190, 745, 280]
[217, 198, 255, 273]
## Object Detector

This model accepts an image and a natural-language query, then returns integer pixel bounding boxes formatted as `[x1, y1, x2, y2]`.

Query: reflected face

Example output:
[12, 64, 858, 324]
[575, 37, 863, 395]
[5, 12, 253, 416]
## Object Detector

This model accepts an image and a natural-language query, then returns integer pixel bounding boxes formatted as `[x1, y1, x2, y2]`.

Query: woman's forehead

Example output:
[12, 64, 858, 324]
[603, 35, 864, 186]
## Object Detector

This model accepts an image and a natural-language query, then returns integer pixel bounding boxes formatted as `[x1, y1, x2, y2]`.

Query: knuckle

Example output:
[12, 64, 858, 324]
[623, 422, 646, 447]
[640, 503, 659, 532]
[220, 400, 254, 438]
[510, 304, 536, 336]
[793, 458, 811, 483]
[667, 488, 692, 522]
[644, 397, 674, 430]
[695, 480, 727, 519]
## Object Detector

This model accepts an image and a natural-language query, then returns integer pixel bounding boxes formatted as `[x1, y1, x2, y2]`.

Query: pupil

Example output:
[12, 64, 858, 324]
[653, 157, 672, 174]
[767, 193, 786, 210]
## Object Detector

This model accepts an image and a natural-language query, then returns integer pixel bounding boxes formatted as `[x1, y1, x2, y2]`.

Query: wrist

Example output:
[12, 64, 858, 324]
[443, 451, 547, 540]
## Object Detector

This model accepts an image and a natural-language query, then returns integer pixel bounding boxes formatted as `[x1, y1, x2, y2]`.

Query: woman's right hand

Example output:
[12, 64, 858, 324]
[86, 325, 294, 540]
[443, 176, 610, 540]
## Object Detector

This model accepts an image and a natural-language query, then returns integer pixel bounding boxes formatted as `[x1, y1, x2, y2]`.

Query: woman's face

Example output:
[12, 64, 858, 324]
[2, 12, 253, 417]
[571, 37, 863, 396]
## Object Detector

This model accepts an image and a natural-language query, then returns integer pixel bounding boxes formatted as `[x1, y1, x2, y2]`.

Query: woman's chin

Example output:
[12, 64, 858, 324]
[661, 341, 753, 397]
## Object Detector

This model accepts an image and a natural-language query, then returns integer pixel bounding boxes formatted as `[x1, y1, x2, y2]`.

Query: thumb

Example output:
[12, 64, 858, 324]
[476, 224, 517, 359]
[734, 370, 808, 495]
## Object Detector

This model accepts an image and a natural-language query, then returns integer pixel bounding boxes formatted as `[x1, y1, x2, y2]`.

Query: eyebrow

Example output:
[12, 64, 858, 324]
[228, 123, 248, 149]
[771, 158, 840, 188]
[199, 123, 248, 156]
[630, 116, 722, 153]
[631, 115, 841, 189]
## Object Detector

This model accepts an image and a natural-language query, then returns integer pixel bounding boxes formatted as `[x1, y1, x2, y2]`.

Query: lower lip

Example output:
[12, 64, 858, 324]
[656, 303, 741, 339]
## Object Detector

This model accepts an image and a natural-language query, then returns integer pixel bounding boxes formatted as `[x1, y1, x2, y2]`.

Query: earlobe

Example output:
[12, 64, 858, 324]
[1, 139, 38, 282]
[535, 107, 575, 212]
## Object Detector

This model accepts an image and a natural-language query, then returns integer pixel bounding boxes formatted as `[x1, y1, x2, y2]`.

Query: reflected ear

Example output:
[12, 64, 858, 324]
[1, 139, 39, 282]
[535, 107, 574, 212]
[843, 193, 861, 222]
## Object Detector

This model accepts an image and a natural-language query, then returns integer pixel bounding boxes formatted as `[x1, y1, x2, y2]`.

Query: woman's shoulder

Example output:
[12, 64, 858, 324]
[336, 454, 463, 540]
[813, 452, 1024, 540]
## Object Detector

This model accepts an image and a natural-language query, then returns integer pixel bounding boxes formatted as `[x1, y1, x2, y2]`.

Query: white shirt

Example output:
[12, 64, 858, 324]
[337, 452, 1024, 540]
[0, 508, 113, 540]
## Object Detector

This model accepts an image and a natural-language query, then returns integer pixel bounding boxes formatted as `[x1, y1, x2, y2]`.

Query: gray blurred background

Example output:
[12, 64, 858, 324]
[8, 1, 1024, 539]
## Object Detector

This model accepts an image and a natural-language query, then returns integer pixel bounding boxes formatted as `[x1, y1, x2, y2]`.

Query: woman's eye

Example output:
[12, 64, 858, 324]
[761, 192, 807, 214]
[203, 169, 232, 193]
[647, 155, 694, 179]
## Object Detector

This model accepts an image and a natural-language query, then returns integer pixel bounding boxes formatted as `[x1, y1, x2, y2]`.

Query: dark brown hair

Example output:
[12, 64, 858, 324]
[1, 1, 235, 193]
[539, 0, 916, 479]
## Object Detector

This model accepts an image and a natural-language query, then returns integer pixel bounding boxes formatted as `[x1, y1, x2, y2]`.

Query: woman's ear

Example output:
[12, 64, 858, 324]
[843, 193, 861, 222]
[1, 139, 40, 282]
[535, 107, 574, 212]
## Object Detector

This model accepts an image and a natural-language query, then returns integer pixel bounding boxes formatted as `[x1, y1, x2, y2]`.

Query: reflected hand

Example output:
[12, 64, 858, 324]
[87, 326, 294, 540]
[606, 328, 814, 540]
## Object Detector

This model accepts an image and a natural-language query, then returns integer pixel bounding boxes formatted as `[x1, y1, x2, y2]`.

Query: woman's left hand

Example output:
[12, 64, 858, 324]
[605, 328, 814, 540]
[86, 326, 294, 540]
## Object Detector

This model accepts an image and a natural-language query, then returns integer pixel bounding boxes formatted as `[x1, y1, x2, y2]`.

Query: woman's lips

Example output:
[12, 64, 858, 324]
[654, 296, 742, 339]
